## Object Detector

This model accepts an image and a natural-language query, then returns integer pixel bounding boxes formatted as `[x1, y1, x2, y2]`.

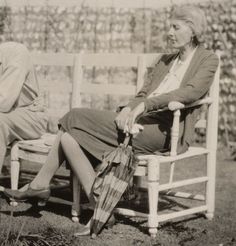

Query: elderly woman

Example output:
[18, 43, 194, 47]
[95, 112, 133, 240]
[5, 4, 219, 236]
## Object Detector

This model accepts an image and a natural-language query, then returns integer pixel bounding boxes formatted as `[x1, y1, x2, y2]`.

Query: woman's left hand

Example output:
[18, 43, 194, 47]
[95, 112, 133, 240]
[124, 102, 145, 134]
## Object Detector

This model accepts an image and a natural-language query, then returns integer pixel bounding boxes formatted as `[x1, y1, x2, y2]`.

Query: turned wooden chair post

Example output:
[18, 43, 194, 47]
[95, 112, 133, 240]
[147, 156, 160, 237]
[10, 142, 20, 191]
[205, 60, 220, 220]
[168, 109, 181, 184]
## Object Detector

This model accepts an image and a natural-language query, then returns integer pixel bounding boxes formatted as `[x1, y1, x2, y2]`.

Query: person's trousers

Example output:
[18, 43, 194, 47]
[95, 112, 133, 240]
[0, 107, 48, 173]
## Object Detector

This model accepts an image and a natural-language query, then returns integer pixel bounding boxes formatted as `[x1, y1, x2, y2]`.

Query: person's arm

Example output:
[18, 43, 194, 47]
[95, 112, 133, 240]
[0, 48, 30, 112]
[143, 53, 219, 113]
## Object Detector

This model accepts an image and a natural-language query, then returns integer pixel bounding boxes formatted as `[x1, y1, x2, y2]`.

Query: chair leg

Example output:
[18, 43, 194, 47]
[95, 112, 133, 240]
[10, 142, 20, 190]
[133, 176, 142, 204]
[10, 142, 20, 206]
[206, 151, 216, 220]
[147, 157, 160, 238]
[71, 172, 81, 222]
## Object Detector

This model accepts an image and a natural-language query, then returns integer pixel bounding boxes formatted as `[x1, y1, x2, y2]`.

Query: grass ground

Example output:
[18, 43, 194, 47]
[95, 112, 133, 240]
[0, 147, 235, 246]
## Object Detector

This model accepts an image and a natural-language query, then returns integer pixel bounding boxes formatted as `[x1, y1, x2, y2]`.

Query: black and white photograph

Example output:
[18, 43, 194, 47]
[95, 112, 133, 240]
[0, 0, 235, 245]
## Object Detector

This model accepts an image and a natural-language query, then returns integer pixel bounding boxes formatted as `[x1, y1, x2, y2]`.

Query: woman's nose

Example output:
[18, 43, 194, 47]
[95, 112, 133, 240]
[168, 27, 174, 37]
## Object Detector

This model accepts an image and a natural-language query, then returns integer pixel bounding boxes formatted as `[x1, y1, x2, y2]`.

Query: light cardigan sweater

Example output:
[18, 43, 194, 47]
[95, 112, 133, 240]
[0, 42, 44, 113]
[127, 46, 219, 153]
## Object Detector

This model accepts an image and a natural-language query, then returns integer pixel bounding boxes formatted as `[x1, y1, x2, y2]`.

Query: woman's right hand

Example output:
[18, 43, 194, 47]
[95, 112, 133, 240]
[114, 107, 131, 131]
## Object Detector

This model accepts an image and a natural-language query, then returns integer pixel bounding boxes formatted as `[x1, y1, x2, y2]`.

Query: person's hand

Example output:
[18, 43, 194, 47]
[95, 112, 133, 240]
[124, 102, 145, 134]
[114, 106, 131, 130]
[129, 123, 144, 138]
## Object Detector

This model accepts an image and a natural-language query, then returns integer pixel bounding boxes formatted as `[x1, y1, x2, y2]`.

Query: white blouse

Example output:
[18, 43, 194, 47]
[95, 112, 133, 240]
[148, 47, 197, 98]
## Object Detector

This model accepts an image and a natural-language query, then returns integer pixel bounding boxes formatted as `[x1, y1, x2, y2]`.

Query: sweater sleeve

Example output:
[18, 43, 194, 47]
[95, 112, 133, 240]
[0, 47, 29, 112]
[143, 53, 219, 112]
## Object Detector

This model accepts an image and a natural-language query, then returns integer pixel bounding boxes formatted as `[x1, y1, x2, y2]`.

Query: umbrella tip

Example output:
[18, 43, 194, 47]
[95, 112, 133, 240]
[91, 233, 97, 239]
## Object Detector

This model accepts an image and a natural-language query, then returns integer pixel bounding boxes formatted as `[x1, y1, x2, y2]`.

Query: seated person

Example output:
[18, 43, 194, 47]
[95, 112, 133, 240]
[0, 42, 48, 174]
[4, 5, 219, 236]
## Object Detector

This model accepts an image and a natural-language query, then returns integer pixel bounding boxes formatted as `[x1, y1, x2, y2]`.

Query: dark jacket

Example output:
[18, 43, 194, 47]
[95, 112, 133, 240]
[127, 46, 219, 153]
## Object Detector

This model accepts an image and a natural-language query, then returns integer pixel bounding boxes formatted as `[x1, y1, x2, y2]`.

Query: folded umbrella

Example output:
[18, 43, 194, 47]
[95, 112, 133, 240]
[91, 134, 137, 238]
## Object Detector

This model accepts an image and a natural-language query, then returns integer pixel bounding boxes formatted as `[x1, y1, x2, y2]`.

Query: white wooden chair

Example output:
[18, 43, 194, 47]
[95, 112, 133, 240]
[10, 53, 82, 215]
[113, 57, 220, 237]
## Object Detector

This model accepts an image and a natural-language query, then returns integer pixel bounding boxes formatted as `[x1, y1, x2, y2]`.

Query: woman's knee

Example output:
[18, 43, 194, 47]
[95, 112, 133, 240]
[60, 132, 70, 147]
[60, 132, 77, 150]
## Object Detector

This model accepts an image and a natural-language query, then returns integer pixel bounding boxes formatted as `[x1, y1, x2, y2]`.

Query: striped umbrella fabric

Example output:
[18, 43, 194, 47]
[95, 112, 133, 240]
[91, 136, 136, 237]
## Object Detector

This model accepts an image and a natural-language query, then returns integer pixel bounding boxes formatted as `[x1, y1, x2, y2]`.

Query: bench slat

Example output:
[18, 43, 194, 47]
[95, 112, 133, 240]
[32, 53, 74, 66]
[81, 53, 162, 67]
[80, 83, 136, 95]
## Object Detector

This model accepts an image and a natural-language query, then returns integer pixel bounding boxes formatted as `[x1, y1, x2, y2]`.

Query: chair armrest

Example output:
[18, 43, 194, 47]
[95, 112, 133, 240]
[133, 97, 212, 155]
[168, 101, 185, 111]
[167, 97, 212, 156]
[168, 97, 212, 111]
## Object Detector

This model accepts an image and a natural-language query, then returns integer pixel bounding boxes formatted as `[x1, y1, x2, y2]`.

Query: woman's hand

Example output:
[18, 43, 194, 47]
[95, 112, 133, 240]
[114, 106, 131, 130]
[124, 102, 145, 134]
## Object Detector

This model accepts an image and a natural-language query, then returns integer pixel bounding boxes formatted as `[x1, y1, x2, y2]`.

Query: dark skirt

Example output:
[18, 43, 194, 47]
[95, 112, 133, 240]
[59, 108, 170, 164]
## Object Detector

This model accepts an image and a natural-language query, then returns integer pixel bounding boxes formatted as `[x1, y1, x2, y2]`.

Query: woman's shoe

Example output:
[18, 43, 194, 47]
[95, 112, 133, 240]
[74, 215, 116, 237]
[74, 225, 90, 237]
[4, 187, 50, 202]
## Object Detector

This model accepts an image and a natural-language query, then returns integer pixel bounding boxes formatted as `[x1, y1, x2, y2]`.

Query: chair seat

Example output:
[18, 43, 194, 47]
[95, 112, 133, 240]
[160, 146, 209, 162]
[139, 146, 209, 163]
[14, 134, 57, 163]
[17, 133, 56, 154]
[135, 146, 209, 176]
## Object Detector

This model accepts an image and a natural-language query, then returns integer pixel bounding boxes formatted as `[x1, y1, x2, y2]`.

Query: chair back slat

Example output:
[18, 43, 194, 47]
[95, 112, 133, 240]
[80, 53, 161, 68]
[31, 52, 74, 66]
[71, 54, 83, 108]
[136, 55, 146, 93]
[80, 83, 137, 95]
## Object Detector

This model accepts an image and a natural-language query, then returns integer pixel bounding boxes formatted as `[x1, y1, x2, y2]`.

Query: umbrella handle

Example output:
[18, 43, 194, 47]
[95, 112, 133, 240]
[123, 123, 143, 147]
[123, 135, 131, 147]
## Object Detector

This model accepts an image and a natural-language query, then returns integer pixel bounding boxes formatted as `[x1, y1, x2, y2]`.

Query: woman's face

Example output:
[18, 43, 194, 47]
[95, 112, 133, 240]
[167, 19, 193, 49]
